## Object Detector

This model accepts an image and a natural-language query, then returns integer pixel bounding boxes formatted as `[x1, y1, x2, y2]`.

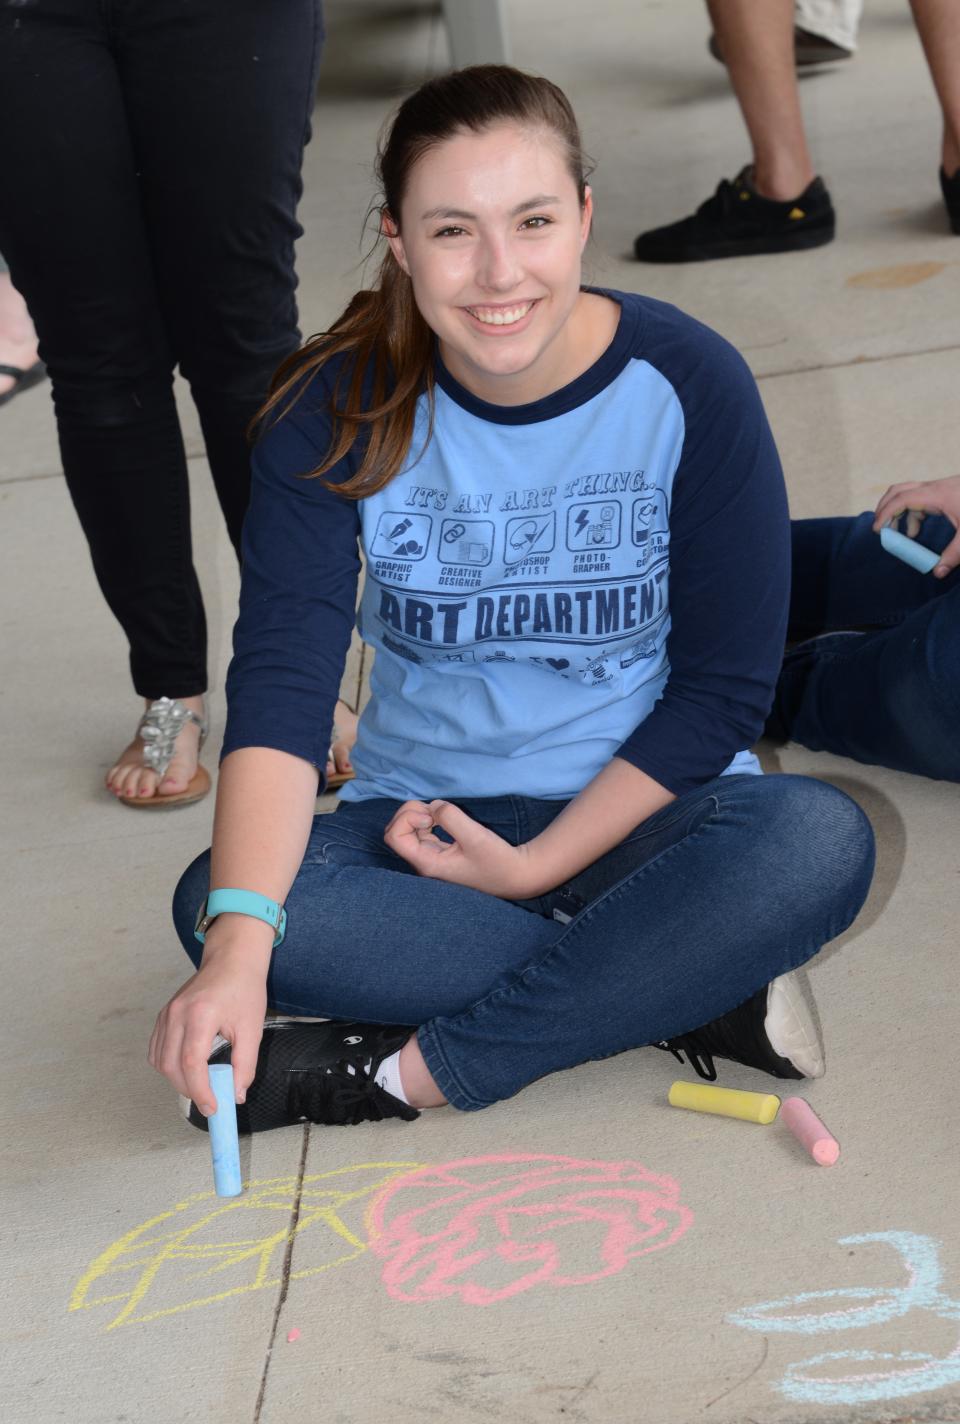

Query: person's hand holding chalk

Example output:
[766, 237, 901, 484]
[873, 474, 960, 579]
[148, 928, 271, 1116]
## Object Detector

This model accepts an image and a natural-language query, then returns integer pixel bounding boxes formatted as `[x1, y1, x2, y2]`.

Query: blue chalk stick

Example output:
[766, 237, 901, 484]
[208, 1063, 242, 1197]
[880, 525, 940, 574]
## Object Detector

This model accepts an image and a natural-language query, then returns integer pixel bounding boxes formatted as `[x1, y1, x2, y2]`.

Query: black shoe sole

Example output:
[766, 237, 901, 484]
[635, 221, 836, 263]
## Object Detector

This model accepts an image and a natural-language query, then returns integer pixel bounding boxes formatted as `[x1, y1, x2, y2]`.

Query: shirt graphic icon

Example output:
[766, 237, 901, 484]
[632, 492, 668, 555]
[504, 512, 555, 564]
[566, 500, 622, 551]
[370, 511, 432, 562]
[439, 518, 494, 566]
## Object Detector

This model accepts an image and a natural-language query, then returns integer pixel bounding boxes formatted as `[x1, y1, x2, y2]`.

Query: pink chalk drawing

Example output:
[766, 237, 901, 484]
[366, 1153, 694, 1306]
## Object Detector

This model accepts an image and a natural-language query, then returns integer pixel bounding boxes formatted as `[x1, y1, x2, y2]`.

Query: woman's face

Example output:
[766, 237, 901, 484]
[386, 122, 593, 406]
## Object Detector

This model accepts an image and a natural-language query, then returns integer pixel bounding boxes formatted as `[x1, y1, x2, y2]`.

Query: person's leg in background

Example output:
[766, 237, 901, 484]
[119, 0, 324, 556]
[0, 253, 44, 406]
[0, 1, 208, 801]
[635, 0, 836, 261]
[767, 514, 960, 780]
[908, 0, 960, 231]
[710, 0, 815, 201]
[712, 1, 862, 66]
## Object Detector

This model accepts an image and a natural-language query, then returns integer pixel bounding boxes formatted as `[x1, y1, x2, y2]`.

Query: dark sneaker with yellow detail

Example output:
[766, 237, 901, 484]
[182, 1018, 420, 1133]
[940, 166, 960, 235]
[656, 970, 825, 1082]
[634, 166, 835, 263]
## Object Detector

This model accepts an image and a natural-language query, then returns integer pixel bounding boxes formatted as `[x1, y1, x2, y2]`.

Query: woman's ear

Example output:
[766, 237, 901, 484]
[381, 210, 410, 275]
[580, 186, 594, 249]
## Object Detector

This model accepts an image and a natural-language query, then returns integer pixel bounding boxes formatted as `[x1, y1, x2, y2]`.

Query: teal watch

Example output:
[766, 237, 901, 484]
[194, 888, 287, 947]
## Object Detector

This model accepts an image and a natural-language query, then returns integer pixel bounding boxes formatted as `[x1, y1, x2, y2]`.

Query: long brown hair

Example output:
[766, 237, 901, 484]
[255, 65, 591, 499]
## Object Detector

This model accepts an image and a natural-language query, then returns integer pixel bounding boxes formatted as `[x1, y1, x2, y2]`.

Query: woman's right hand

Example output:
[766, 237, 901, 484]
[148, 930, 271, 1116]
[873, 474, 960, 577]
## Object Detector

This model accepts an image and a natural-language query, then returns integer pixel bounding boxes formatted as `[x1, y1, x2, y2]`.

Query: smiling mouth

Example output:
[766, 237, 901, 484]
[464, 301, 536, 326]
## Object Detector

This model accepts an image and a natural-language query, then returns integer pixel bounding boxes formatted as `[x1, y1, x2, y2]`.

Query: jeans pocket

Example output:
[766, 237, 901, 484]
[305, 818, 398, 867]
[621, 793, 715, 845]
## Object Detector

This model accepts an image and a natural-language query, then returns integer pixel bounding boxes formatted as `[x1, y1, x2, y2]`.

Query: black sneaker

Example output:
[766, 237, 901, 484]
[634, 166, 835, 263]
[940, 166, 960, 235]
[709, 28, 853, 68]
[182, 1019, 420, 1133]
[656, 970, 825, 1082]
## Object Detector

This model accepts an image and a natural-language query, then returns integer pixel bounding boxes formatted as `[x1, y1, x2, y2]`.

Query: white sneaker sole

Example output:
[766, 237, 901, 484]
[765, 969, 825, 1078]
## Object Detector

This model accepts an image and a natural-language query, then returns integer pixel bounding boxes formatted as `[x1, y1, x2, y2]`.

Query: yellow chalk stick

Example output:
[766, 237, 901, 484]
[668, 1080, 780, 1124]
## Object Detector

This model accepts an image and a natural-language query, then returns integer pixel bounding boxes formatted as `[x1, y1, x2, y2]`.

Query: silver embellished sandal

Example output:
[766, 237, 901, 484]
[117, 696, 211, 809]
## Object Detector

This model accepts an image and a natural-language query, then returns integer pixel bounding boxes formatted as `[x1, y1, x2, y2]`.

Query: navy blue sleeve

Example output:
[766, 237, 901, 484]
[616, 313, 790, 793]
[220, 379, 362, 776]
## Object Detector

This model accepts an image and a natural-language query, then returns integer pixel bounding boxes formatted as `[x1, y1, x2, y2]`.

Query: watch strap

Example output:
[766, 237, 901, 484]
[194, 888, 287, 947]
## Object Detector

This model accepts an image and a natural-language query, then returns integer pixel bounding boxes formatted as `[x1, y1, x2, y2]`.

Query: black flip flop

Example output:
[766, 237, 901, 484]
[0, 360, 47, 409]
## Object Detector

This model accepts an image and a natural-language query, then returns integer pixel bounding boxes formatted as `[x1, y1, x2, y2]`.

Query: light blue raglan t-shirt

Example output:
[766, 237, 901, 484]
[223, 290, 791, 801]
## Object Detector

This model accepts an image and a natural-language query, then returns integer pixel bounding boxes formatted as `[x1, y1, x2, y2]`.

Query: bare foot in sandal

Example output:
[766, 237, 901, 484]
[0, 272, 41, 402]
[107, 695, 209, 806]
[325, 700, 359, 789]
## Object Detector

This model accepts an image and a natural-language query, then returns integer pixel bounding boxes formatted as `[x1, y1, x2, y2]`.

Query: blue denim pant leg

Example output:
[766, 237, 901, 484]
[172, 797, 562, 1023]
[418, 774, 874, 1110]
[770, 514, 960, 780]
[172, 775, 874, 1113]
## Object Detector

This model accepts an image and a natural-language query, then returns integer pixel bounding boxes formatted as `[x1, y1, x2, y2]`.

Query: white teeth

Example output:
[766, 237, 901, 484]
[468, 302, 533, 326]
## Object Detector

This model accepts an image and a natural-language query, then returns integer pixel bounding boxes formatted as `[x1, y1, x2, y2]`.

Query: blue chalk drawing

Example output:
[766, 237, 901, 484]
[729, 1232, 960, 1405]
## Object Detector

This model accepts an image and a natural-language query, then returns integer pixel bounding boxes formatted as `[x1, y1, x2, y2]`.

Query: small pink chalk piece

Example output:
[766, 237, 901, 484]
[286, 1328, 301, 1343]
[781, 1097, 840, 1166]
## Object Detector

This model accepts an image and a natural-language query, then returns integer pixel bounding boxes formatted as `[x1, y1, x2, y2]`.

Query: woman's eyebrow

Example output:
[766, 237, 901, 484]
[419, 194, 562, 221]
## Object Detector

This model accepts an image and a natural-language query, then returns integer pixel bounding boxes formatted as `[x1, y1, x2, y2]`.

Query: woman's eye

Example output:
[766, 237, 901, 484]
[434, 226, 466, 239]
[520, 216, 552, 230]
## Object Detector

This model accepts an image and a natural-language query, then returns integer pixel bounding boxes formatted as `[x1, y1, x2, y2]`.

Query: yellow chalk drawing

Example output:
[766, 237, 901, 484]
[70, 1161, 422, 1331]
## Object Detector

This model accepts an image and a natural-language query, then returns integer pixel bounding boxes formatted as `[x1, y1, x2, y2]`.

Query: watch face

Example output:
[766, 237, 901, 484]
[194, 899, 209, 936]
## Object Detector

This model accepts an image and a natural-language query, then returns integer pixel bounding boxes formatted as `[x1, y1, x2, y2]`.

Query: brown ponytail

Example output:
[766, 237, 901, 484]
[254, 65, 591, 501]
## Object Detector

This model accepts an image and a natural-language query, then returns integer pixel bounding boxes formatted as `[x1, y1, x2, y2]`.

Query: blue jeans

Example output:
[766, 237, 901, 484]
[770, 514, 960, 780]
[173, 774, 874, 1111]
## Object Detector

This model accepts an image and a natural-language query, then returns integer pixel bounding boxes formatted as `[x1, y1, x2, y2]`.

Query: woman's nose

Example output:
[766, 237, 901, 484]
[476, 236, 521, 292]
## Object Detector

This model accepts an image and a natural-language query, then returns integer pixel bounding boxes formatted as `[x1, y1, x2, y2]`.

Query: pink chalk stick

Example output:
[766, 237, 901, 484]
[286, 1328, 301, 1343]
[781, 1097, 840, 1166]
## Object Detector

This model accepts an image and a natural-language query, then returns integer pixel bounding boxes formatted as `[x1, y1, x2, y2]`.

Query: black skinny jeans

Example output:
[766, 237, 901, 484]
[0, 0, 323, 696]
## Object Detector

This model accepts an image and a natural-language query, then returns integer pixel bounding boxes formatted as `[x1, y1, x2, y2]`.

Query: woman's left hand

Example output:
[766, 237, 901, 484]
[384, 800, 536, 899]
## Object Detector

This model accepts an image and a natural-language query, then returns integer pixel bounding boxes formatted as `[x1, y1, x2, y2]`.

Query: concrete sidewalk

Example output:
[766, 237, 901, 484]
[2, 2, 958, 1421]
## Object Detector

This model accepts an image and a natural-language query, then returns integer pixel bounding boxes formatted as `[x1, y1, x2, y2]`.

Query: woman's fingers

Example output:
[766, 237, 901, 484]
[384, 799, 432, 834]
[872, 477, 960, 574]
[905, 508, 924, 540]
[873, 481, 925, 530]
[934, 528, 960, 578]
[174, 1015, 220, 1116]
[148, 1012, 164, 1070]
[425, 799, 481, 846]
[230, 1023, 263, 1105]
[873, 480, 955, 531]
[384, 799, 480, 874]
[383, 800, 435, 857]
